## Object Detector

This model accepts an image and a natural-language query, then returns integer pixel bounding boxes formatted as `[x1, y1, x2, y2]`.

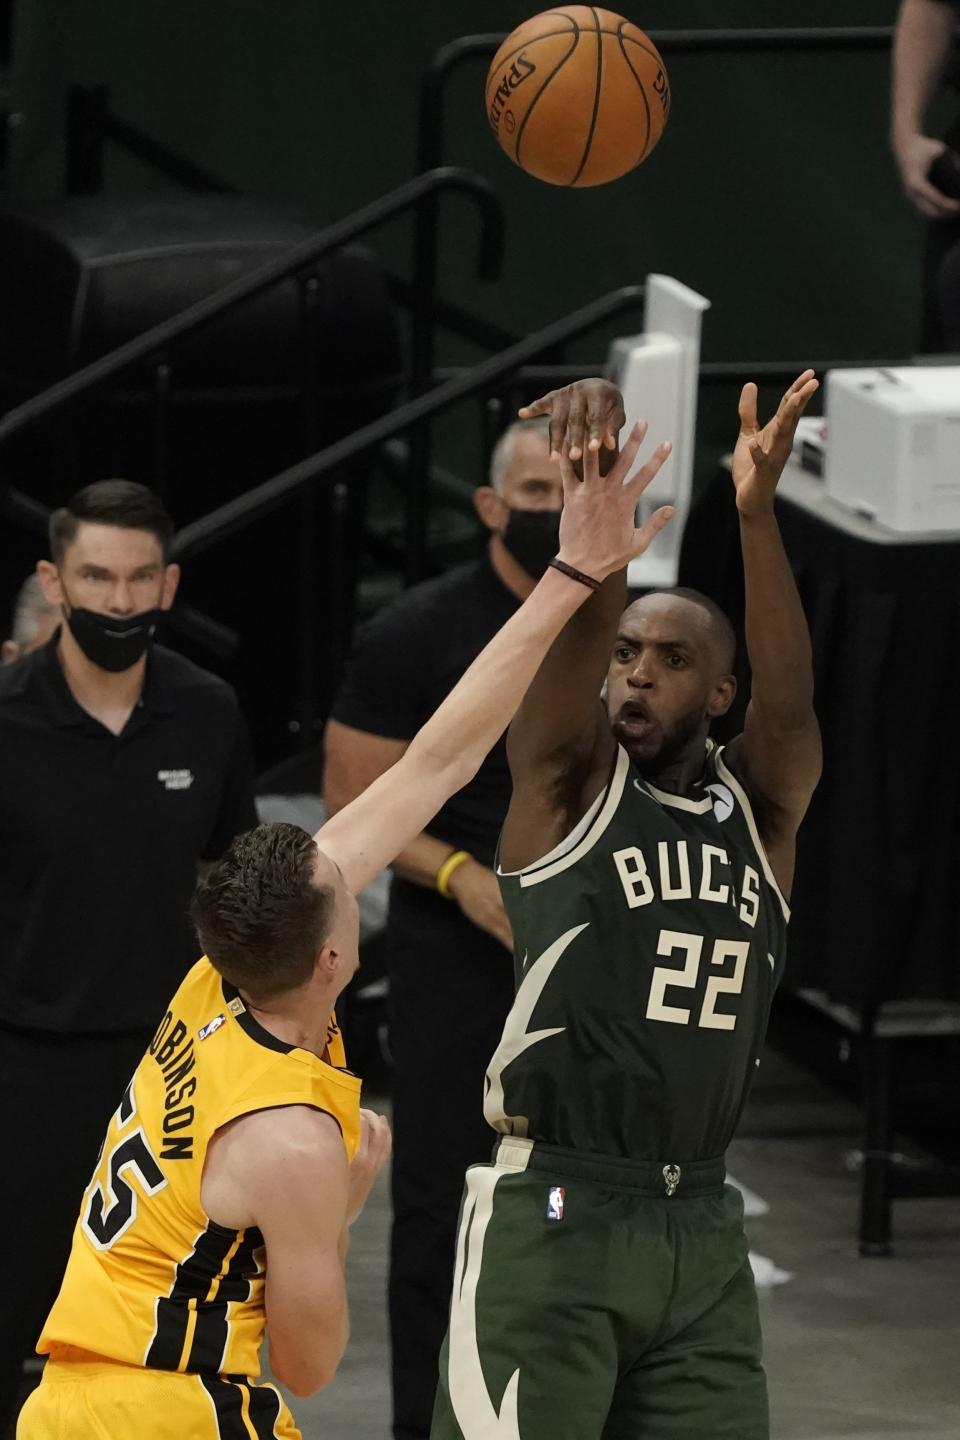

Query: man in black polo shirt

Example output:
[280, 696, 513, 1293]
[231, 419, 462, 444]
[0, 480, 256, 1433]
[323, 415, 561, 1440]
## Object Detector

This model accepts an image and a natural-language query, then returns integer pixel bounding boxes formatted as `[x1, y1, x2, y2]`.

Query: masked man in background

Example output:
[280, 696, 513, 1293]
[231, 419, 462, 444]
[0, 480, 256, 1434]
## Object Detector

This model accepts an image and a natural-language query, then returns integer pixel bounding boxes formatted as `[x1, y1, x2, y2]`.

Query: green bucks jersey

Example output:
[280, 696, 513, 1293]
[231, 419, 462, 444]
[487, 740, 789, 1161]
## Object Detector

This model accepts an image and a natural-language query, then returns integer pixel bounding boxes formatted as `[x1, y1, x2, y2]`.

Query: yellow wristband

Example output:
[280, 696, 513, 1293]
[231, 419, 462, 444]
[435, 850, 472, 898]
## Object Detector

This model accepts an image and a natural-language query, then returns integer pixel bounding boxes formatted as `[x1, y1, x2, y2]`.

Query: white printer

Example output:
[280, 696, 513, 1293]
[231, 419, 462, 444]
[824, 366, 960, 533]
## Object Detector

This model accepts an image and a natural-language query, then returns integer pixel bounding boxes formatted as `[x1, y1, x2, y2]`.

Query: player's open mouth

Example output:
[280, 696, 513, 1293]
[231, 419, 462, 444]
[617, 703, 657, 738]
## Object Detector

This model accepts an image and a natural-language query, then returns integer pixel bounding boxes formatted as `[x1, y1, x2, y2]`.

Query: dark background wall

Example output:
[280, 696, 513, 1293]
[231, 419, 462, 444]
[5, 1, 956, 505]
[7, 2, 955, 516]
[6, 1, 933, 359]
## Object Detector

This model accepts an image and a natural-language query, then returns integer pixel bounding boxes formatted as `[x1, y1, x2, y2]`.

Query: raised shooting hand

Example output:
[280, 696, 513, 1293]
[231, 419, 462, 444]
[519, 377, 626, 466]
[732, 371, 819, 517]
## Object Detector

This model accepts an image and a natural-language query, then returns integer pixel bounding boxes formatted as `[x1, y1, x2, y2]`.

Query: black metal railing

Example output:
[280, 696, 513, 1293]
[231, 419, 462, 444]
[60, 88, 519, 535]
[431, 358, 911, 391]
[417, 26, 894, 175]
[0, 164, 503, 518]
[172, 284, 648, 561]
[168, 282, 646, 723]
[66, 84, 241, 196]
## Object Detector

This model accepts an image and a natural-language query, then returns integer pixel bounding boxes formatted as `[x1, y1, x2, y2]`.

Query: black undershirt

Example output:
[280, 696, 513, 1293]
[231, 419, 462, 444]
[330, 557, 521, 870]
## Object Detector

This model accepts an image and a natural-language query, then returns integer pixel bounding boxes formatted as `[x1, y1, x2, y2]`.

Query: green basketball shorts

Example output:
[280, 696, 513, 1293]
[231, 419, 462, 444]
[430, 1137, 767, 1440]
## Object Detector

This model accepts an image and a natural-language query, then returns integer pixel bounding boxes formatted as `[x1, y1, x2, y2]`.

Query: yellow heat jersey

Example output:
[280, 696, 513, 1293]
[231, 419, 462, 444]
[38, 957, 361, 1380]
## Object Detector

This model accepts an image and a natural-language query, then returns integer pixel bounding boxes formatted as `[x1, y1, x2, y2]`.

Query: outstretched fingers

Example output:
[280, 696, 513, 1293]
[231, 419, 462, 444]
[601, 419, 648, 488]
[740, 371, 819, 457]
[786, 373, 819, 418]
[519, 381, 626, 460]
[772, 373, 820, 450]
[624, 436, 673, 501]
[520, 389, 589, 459]
[738, 381, 760, 435]
[774, 370, 819, 425]
[780, 369, 817, 406]
[631, 505, 674, 561]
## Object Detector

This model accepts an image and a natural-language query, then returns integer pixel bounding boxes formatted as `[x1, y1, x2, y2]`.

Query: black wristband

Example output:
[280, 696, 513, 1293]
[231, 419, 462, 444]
[548, 557, 602, 592]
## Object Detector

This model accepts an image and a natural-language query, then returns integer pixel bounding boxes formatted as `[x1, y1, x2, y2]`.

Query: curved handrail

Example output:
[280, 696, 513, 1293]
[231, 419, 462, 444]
[66, 84, 240, 197]
[418, 27, 894, 173]
[418, 35, 508, 174]
[649, 27, 892, 50]
[172, 283, 646, 562]
[0, 166, 504, 450]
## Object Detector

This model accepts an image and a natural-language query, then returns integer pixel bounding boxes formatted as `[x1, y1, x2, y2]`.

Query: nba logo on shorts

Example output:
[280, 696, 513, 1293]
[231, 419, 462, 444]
[546, 1186, 565, 1221]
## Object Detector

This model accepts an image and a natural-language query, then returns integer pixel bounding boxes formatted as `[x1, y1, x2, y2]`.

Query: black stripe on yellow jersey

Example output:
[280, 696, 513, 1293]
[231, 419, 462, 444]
[146, 1220, 264, 1372]
[200, 1372, 285, 1438]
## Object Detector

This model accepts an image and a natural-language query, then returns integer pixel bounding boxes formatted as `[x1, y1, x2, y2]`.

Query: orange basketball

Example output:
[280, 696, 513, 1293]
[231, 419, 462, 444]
[484, 7, 669, 187]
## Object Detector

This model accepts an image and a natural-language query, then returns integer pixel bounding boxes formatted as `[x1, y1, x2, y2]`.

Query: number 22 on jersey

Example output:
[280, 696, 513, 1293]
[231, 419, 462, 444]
[646, 929, 753, 1031]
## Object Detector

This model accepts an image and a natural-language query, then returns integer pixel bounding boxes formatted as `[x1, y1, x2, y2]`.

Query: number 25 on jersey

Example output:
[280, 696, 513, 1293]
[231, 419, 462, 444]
[82, 1080, 167, 1251]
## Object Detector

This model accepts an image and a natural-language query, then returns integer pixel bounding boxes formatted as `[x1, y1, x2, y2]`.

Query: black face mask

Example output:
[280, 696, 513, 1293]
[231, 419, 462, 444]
[62, 596, 162, 673]
[500, 507, 562, 579]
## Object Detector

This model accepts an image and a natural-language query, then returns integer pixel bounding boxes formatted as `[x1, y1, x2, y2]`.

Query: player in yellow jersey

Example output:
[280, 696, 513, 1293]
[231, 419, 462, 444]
[17, 404, 675, 1440]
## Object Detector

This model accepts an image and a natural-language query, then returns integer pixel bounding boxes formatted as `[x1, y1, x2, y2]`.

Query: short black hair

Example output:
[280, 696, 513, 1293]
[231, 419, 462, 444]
[190, 823, 335, 1002]
[644, 587, 737, 673]
[49, 480, 174, 566]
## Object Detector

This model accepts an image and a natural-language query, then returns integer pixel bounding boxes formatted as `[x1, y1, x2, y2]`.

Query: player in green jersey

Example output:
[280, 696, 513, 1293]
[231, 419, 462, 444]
[431, 373, 822, 1440]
